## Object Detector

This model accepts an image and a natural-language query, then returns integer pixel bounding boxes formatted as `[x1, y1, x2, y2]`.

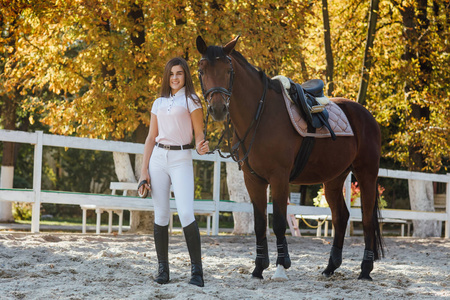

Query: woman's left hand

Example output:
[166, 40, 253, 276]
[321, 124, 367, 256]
[196, 139, 209, 155]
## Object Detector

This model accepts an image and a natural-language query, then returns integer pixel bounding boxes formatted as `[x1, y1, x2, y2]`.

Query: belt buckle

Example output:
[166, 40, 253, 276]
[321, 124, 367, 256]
[163, 144, 171, 150]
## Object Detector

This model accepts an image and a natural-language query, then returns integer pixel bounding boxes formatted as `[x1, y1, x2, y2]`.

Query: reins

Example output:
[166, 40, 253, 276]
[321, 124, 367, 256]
[199, 55, 269, 165]
[230, 74, 268, 164]
[202, 109, 233, 159]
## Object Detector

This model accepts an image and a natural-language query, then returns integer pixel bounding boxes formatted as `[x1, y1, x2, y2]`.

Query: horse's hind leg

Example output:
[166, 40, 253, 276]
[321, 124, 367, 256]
[352, 112, 383, 280]
[354, 171, 383, 281]
[244, 173, 270, 279]
[322, 171, 350, 277]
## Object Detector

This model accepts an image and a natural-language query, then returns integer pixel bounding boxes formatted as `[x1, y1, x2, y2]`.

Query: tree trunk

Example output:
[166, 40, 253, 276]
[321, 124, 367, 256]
[111, 4, 153, 234]
[1, 16, 18, 221]
[0, 139, 15, 222]
[112, 152, 153, 233]
[298, 50, 309, 82]
[0, 166, 14, 222]
[408, 179, 441, 237]
[400, 1, 440, 236]
[0, 94, 17, 222]
[357, 0, 380, 105]
[322, 0, 334, 96]
[226, 162, 254, 235]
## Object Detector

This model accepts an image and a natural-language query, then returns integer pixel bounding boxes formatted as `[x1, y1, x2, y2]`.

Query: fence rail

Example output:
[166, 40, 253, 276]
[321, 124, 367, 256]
[0, 130, 449, 237]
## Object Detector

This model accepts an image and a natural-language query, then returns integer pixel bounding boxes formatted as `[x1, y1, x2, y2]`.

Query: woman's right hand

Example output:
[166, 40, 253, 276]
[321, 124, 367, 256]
[196, 139, 210, 155]
[138, 172, 151, 197]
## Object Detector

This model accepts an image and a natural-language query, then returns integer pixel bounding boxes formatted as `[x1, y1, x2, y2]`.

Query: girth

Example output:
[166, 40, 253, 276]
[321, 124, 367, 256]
[286, 78, 336, 181]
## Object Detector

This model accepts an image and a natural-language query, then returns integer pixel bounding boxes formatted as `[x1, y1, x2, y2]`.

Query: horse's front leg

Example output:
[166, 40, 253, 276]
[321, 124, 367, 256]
[244, 173, 269, 279]
[357, 174, 383, 281]
[271, 177, 291, 281]
[251, 202, 270, 279]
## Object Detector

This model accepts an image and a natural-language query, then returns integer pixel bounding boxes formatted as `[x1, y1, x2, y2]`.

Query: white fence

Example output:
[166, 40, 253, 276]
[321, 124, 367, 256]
[0, 129, 449, 238]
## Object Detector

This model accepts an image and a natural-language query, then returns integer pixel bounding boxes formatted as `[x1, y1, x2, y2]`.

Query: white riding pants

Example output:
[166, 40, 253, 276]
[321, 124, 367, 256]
[149, 146, 195, 227]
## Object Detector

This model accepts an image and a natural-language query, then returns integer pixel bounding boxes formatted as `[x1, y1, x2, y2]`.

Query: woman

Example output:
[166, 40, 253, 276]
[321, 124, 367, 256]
[138, 57, 209, 287]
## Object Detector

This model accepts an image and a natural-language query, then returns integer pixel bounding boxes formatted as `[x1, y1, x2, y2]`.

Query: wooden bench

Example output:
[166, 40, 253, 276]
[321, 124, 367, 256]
[295, 214, 411, 237]
[80, 182, 137, 234]
[80, 182, 214, 235]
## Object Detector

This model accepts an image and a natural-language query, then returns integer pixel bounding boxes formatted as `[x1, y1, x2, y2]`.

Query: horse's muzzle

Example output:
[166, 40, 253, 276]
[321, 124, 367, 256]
[208, 104, 228, 121]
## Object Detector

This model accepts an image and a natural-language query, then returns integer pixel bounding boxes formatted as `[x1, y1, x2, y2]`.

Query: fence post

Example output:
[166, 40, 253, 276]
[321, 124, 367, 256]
[212, 153, 221, 235]
[31, 131, 43, 233]
[445, 174, 450, 239]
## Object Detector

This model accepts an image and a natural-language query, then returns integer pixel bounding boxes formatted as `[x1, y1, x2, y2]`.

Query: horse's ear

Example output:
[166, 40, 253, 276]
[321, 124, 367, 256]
[223, 35, 240, 55]
[196, 36, 207, 55]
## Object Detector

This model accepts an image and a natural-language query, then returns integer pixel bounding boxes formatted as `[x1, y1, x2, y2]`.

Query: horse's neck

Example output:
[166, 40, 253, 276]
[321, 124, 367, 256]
[229, 72, 264, 136]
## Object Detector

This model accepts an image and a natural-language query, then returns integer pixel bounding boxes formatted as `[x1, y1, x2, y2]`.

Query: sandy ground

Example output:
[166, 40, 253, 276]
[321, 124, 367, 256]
[0, 233, 449, 300]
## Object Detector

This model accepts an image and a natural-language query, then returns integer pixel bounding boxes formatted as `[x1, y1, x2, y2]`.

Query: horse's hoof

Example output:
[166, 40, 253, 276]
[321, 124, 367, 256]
[251, 273, 264, 279]
[271, 276, 288, 282]
[321, 270, 334, 278]
[358, 274, 373, 281]
[271, 265, 288, 281]
[322, 263, 337, 278]
[359, 258, 374, 281]
[251, 267, 264, 279]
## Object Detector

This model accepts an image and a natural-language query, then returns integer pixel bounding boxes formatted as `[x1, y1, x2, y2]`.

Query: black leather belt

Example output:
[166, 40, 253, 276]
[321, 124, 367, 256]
[156, 142, 194, 150]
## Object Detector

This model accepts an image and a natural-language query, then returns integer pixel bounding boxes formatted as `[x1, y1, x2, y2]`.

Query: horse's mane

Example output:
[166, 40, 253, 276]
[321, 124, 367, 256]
[204, 46, 281, 94]
[231, 50, 281, 94]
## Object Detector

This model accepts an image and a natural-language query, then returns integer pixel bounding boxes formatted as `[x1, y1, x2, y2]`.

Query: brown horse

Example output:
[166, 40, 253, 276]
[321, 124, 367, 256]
[196, 36, 383, 281]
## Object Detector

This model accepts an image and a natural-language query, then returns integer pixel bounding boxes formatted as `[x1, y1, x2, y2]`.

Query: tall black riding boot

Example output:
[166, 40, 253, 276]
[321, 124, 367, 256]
[183, 221, 204, 287]
[153, 223, 170, 284]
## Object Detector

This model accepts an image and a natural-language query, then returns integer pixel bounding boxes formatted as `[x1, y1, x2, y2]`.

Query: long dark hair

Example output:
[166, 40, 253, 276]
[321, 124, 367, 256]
[160, 57, 201, 106]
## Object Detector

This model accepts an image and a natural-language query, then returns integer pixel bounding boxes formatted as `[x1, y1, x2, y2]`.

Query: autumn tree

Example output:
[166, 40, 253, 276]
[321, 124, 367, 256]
[357, 0, 380, 105]
[2, 0, 314, 231]
[302, 0, 449, 237]
[321, 0, 334, 96]
[0, 1, 37, 221]
[2, 0, 448, 236]
[392, 0, 448, 237]
[355, 0, 449, 237]
[6, 0, 316, 140]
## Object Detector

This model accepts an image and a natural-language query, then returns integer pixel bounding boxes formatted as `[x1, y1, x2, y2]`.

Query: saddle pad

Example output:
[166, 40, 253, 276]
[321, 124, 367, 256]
[282, 88, 354, 138]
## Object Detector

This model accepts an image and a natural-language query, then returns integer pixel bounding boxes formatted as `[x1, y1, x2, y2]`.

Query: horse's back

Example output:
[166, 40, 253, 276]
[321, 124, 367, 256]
[331, 97, 381, 172]
[289, 97, 380, 184]
[331, 97, 381, 141]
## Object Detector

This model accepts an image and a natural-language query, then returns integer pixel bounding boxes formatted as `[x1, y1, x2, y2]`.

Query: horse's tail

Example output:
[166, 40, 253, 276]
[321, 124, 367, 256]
[373, 186, 385, 260]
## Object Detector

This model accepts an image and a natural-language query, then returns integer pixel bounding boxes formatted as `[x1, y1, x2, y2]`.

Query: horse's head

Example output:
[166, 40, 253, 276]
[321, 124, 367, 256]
[196, 35, 240, 121]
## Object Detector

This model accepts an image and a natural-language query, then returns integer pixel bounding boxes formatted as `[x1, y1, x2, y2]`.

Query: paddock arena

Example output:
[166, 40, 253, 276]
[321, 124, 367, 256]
[0, 234, 448, 299]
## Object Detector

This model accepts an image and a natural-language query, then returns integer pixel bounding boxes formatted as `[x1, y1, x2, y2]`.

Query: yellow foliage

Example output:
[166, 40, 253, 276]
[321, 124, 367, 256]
[0, 0, 448, 170]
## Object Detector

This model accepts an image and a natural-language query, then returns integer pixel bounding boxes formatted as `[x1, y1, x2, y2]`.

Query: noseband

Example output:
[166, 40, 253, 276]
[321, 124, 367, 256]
[198, 56, 235, 110]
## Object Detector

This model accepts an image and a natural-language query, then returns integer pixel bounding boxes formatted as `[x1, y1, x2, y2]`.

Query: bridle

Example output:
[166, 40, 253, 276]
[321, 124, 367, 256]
[198, 56, 234, 159]
[198, 56, 235, 110]
[198, 55, 268, 165]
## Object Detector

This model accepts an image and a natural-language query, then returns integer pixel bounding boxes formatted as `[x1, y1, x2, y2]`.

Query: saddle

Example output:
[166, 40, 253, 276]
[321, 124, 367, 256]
[288, 78, 336, 140]
[272, 75, 353, 181]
